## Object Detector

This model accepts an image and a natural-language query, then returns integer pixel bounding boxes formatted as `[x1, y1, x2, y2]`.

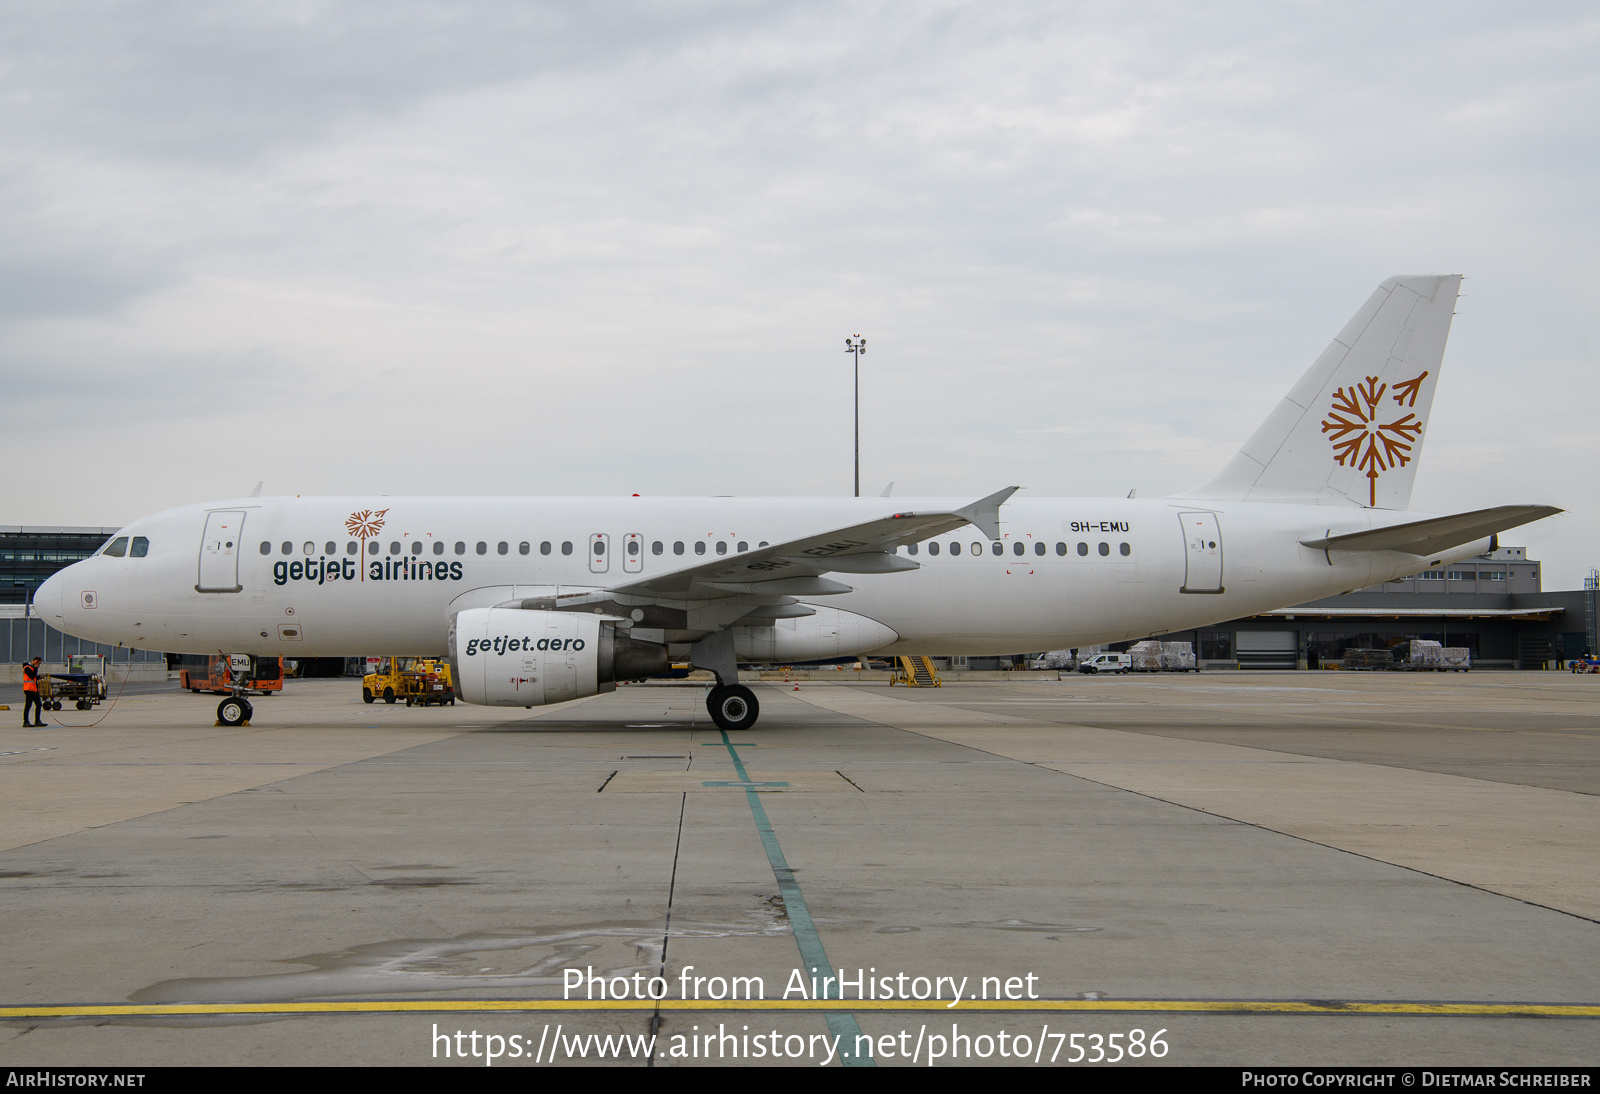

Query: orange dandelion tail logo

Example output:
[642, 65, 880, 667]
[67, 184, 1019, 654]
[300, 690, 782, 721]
[345, 509, 388, 580]
[1321, 375, 1428, 506]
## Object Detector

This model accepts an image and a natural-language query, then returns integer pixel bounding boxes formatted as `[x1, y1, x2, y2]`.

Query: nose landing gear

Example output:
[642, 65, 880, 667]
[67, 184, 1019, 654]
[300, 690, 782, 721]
[706, 684, 759, 732]
[216, 653, 256, 726]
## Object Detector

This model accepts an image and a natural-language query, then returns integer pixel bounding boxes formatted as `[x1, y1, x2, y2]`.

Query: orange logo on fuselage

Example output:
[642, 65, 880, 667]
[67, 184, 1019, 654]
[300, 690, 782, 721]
[344, 509, 388, 581]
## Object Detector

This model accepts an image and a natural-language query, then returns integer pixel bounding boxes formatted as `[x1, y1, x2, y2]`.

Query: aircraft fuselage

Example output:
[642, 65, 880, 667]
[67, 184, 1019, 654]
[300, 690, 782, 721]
[32, 494, 1490, 661]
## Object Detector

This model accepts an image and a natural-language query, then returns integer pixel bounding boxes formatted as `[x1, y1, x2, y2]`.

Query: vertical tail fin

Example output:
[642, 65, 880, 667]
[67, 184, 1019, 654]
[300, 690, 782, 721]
[1180, 275, 1462, 509]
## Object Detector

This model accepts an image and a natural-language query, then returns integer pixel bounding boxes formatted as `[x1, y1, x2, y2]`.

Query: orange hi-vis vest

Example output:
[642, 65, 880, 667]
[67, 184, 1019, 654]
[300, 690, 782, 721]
[22, 664, 39, 692]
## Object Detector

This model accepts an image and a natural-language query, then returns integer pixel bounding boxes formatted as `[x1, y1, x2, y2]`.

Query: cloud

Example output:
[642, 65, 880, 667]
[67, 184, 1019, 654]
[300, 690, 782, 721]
[0, 2, 1596, 584]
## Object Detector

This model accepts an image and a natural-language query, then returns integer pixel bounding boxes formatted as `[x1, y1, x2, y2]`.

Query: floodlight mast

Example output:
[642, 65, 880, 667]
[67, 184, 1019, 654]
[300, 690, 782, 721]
[845, 334, 866, 497]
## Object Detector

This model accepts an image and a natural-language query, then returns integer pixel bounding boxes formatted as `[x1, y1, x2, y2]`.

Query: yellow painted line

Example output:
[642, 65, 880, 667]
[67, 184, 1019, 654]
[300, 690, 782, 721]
[1, 1000, 1596, 1019]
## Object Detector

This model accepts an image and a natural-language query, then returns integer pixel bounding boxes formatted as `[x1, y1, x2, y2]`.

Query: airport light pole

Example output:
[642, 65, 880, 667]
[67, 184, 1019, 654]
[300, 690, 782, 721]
[845, 335, 866, 497]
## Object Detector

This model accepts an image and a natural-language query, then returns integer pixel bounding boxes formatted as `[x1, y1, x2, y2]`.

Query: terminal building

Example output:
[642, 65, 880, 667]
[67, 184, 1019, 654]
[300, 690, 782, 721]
[1177, 547, 1591, 671]
[1, 526, 115, 605]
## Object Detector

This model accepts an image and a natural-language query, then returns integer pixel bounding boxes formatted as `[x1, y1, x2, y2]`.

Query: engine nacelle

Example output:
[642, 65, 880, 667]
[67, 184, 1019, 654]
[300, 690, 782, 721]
[449, 607, 668, 707]
[732, 606, 898, 662]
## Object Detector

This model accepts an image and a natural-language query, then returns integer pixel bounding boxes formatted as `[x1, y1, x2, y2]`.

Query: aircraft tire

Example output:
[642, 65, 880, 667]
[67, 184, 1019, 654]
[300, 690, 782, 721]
[218, 698, 248, 727]
[707, 684, 759, 732]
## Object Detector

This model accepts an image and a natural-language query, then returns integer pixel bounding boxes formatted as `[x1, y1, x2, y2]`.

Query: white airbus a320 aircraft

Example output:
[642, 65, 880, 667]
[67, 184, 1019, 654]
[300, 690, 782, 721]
[32, 276, 1559, 730]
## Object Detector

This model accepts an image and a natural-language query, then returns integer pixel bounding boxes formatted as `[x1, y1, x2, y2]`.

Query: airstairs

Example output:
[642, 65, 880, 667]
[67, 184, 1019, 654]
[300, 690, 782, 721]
[890, 656, 941, 687]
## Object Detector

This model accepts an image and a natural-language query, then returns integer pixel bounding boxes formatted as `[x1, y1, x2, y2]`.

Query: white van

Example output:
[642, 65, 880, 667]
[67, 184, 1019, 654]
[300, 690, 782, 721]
[1078, 652, 1132, 674]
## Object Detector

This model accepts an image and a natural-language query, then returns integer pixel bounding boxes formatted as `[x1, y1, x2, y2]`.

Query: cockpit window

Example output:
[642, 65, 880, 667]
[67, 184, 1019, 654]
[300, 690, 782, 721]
[130, 537, 149, 557]
[104, 537, 128, 557]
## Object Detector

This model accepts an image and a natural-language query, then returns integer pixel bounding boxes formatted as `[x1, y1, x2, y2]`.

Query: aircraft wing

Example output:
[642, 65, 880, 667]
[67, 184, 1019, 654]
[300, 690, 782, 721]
[623, 488, 1015, 595]
[505, 487, 1018, 625]
[1299, 505, 1563, 557]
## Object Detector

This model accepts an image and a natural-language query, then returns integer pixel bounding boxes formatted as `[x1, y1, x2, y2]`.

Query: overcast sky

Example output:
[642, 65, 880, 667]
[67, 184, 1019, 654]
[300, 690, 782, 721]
[2, 2, 1596, 584]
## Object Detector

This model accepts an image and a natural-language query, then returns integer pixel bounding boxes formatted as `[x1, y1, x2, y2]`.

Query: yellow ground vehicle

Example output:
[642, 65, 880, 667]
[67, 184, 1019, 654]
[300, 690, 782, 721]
[362, 657, 456, 706]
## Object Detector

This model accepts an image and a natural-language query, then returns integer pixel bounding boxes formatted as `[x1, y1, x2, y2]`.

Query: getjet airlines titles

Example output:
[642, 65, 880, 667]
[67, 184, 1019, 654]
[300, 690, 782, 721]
[32, 276, 1562, 731]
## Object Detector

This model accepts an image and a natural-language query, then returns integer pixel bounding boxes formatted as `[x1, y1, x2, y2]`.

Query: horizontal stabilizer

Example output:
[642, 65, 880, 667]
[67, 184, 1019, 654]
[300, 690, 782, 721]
[1299, 505, 1563, 556]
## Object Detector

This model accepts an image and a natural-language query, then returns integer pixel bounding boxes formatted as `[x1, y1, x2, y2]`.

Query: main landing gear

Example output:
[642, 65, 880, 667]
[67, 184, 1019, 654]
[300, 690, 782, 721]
[691, 631, 760, 731]
[706, 684, 759, 732]
[217, 696, 253, 727]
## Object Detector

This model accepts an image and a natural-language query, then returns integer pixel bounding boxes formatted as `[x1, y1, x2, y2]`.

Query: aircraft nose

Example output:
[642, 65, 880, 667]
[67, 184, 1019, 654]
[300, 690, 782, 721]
[32, 571, 65, 622]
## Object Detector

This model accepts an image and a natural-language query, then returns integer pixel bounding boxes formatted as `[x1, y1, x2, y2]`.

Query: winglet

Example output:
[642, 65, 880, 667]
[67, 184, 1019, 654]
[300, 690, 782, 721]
[955, 487, 1020, 540]
[249, 481, 263, 498]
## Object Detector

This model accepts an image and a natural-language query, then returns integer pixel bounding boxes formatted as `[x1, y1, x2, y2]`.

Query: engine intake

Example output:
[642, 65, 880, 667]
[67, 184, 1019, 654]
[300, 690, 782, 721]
[449, 607, 668, 707]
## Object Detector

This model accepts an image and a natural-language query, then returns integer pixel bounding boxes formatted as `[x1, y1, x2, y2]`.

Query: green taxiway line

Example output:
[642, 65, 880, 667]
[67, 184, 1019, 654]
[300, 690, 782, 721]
[717, 727, 873, 1066]
[2, 1001, 1596, 1019]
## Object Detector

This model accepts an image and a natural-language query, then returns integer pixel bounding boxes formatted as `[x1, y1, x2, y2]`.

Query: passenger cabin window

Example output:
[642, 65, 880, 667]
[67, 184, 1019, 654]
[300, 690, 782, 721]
[592, 541, 604, 556]
[972, 542, 983, 555]
[715, 541, 727, 555]
[369, 541, 380, 555]
[1077, 542, 1089, 556]
[304, 542, 315, 555]
[907, 543, 918, 555]
[673, 541, 684, 555]
[435, 542, 445, 555]
[695, 542, 706, 555]
[928, 542, 939, 556]
[1056, 542, 1066, 555]
[259, 542, 272, 555]
[561, 541, 573, 555]
[348, 542, 358, 555]
[540, 541, 552, 555]
[949, 542, 961, 556]
[519, 542, 529, 555]
[1034, 542, 1045, 556]
[131, 537, 149, 557]
[737, 541, 747, 552]
[1013, 542, 1025, 556]
[476, 542, 487, 555]
[281, 542, 292, 555]
[498, 542, 508, 555]
[104, 538, 128, 557]
[390, 542, 402, 555]
[412, 542, 423, 555]
[628, 540, 640, 556]
[454, 542, 465, 555]
[1120, 542, 1131, 556]
[1098, 542, 1110, 556]
[651, 541, 663, 555]
[325, 541, 336, 555]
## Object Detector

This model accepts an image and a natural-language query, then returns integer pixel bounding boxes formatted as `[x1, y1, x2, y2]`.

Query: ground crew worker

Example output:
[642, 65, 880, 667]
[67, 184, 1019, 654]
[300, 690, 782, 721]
[22, 656, 43, 728]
